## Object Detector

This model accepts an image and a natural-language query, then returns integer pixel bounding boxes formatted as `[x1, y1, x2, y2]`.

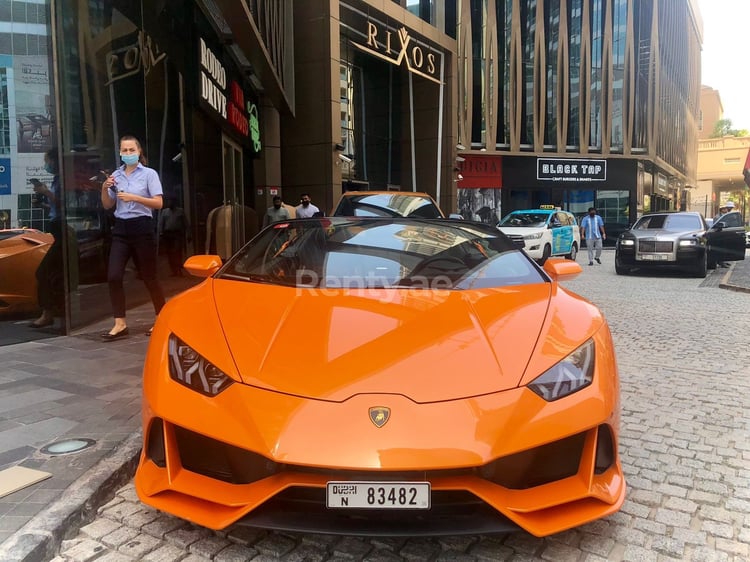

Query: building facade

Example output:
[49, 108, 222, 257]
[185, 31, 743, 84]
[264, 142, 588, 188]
[454, 0, 702, 241]
[0, 0, 292, 342]
[280, 0, 458, 214]
[1, 0, 457, 344]
[692, 85, 749, 222]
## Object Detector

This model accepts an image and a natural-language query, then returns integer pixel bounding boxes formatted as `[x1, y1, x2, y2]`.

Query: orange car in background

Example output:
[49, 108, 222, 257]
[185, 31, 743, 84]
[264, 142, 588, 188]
[0, 229, 53, 316]
[135, 217, 624, 537]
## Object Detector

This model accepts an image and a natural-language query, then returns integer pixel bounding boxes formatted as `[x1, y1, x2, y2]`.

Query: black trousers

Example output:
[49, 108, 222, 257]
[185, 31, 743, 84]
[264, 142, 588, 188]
[107, 216, 165, 318]
[35, 220, 64, 313]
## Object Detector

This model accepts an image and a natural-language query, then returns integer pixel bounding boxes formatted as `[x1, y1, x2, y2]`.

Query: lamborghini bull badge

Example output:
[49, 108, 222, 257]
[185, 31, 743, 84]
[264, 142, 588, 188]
[369, 407, 390, 428]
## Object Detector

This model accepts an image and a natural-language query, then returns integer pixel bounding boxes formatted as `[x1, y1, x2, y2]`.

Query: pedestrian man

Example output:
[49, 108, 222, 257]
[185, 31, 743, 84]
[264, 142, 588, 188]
[263, 195, 291, 227]
[295, 193, 320, 218]
[580, 207, 606, 266]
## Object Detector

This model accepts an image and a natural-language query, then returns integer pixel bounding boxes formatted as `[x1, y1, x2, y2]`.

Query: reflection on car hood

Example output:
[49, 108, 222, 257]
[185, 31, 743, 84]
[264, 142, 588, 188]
[626, 228, 703, 240]
[212, 281, 555, 402]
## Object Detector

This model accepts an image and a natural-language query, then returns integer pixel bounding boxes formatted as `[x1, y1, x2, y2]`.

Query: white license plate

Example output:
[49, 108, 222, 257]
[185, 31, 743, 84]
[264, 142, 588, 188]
[326, 481, 430, 509]
[639, 253, 670, 261]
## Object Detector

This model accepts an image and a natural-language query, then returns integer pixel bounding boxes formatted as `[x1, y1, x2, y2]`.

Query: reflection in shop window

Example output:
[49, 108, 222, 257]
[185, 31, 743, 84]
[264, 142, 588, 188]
[596, 190, 628, 227]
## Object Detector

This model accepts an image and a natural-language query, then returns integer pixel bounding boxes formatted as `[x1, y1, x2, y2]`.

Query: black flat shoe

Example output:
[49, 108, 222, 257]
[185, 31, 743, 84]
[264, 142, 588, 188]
[101, 327, 129, 341]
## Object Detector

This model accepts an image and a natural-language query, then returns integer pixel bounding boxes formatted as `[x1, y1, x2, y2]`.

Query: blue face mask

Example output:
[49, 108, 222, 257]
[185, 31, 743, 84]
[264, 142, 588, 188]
[120, 154, 139, 166]
[44, 163, 54, 174]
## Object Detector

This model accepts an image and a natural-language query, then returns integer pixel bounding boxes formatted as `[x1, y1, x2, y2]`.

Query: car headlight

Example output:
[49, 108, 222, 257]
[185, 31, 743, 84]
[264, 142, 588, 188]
[168, 335, 233, 396]
[523, 232, 544, 240]
[528, 339, 594, 401]
[678, 239, 699, 247]
[619, 239, 635, 246]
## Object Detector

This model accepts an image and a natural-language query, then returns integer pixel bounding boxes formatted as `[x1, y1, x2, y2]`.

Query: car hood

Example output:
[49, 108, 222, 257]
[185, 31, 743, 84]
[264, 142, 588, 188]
[496, 226, 547, 236]
[210, 280, 558, 402]
[626, 228, 703, 240]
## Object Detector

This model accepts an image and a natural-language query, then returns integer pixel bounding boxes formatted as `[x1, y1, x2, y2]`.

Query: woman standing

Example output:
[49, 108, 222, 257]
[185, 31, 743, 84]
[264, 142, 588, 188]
[100, 135, 165, 340]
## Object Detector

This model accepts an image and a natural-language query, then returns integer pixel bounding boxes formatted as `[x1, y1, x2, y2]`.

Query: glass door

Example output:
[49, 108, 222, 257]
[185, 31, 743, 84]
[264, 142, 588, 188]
[222, 135, 244, 254]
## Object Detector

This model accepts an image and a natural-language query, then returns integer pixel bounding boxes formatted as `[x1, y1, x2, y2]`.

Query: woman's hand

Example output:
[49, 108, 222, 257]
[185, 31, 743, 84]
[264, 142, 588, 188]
[102, 174, 116, 190]
[117, 191, 138, 202]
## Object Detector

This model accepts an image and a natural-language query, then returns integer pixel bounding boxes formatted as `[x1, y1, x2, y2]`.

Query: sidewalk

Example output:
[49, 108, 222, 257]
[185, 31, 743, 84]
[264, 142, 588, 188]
[0, 303, 156, 562]
[0, 255, 748, 562]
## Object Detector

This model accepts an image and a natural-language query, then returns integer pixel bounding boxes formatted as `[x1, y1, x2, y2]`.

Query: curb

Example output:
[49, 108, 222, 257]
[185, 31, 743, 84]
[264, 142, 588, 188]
[0, 431, 142, 562]
[718, 262, 750, 294]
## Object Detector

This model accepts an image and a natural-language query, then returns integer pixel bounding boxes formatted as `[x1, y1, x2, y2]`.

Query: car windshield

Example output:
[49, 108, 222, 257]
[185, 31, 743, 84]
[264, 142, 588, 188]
[633, 214, 703, 231]
[498, 212, 549, 227]
[333, 194, 443, 218]
[218, 218, 545, 290]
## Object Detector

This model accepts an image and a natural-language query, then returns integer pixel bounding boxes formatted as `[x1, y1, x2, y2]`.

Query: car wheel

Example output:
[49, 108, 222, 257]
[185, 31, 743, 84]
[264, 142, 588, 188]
[614, 256, 630, 275]
[566, 242, 578, 261]
[539, 244, 552, 265]
[692, 252, 707, 278]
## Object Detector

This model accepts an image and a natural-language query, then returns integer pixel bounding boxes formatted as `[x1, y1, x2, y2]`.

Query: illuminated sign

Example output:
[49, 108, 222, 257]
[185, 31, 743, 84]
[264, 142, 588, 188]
[197, 38, 261, 152]
[0, 158, 9, 195]
[537, 158, 607, 182]
[248, 103, 261, 152]
[200, 38, 227, 118]
[351, 22, 441, 84]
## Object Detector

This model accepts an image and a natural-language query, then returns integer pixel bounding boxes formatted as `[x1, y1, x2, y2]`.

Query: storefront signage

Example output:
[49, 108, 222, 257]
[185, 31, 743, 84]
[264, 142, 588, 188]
[537, 158, 606, 182]
[351, 22, 441, 84]
[0, 158, 10, 195]
[458, 155, 502, 188]
[200, 38, 227, 118]
[655, 173, 668, 195]
[198, 38, 261, 152]
[248, 103, 261, 152]
[105, 31, 166, 86]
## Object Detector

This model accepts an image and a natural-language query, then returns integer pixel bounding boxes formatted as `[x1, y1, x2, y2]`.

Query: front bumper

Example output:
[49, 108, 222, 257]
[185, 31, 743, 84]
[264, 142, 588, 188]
[616, 244, 704, 267]
[135, 335, 625, 537]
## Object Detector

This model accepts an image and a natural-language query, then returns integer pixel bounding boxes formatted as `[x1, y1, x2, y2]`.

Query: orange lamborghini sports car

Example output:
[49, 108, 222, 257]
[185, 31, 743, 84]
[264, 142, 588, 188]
[0, 228, 53, 315]
[135, 217, 625, 537]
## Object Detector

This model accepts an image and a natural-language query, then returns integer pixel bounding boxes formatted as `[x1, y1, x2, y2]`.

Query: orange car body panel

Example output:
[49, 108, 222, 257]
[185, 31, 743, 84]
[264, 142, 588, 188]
[136, 270, 624, 536]
[0, 229, 53, 314]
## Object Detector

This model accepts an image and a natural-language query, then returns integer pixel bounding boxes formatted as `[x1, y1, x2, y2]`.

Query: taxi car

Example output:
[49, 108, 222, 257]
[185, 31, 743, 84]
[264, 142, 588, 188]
[497, 207, 580, 263]
[615, 211, 745, 277]
[135, 217, 624, 537]
[0, 228, 54, 315]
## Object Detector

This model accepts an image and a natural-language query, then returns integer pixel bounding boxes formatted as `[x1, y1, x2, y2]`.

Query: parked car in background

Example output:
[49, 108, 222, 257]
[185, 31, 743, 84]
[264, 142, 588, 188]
[135, 217, 624, 537]
[614, 211, 745, 277]
[497, 207, 580, 263]
[0, 229, 53, 316]
[331, 191, 462, 219]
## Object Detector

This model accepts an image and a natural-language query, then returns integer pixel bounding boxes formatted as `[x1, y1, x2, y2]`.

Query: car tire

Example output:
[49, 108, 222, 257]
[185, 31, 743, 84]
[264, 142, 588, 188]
[707, 254, 717, 270]
[692, 253, 707, 278]
[539, 244, 552, 265]
[566, 242, 578, 261]
[614, 256, 630, 275]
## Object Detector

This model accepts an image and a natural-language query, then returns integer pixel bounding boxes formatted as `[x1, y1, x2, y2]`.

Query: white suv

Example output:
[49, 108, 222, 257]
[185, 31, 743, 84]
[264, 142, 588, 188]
[497, 208, 581, 263]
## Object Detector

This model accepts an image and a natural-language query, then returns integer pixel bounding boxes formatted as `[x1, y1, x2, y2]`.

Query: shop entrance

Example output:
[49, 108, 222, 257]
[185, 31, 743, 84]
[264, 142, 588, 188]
[222, 135, 245, 254]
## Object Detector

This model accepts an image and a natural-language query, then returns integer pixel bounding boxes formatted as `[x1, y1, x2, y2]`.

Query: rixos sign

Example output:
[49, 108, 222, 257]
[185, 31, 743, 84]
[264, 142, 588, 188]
[351, 22, 441, 84]
[537, 158, 607, 182]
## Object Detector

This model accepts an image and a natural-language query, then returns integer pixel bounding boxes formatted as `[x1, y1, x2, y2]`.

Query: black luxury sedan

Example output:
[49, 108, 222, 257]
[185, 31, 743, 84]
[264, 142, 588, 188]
[615, 211, 745, 277]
